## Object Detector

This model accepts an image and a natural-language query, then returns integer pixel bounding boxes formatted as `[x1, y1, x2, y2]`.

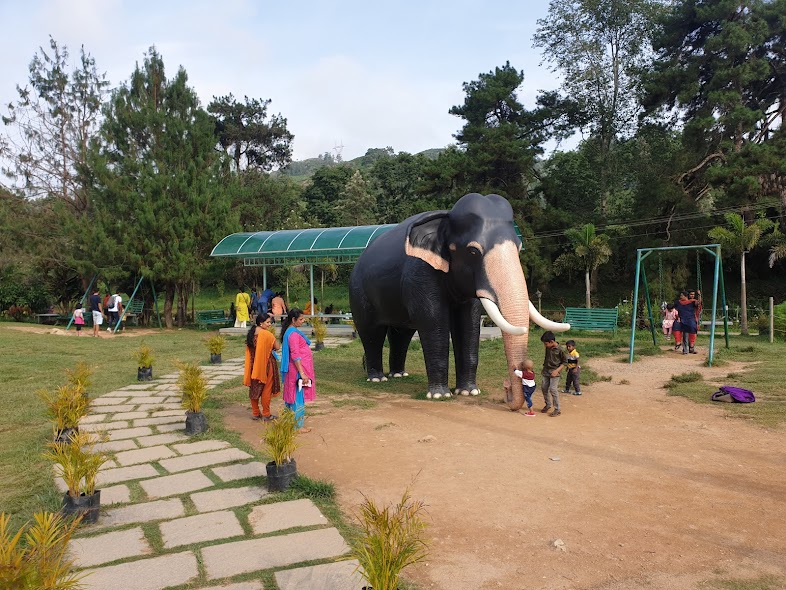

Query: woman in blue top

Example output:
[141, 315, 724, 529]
[673, 290, 701, 354]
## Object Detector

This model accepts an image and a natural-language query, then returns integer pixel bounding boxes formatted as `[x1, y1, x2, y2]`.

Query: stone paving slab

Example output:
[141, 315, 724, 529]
[135, 403, 183, 412]
[153, 384, 179, 390]
[201, 582, 263, 590]
[127, 396, 171, 404]
[134, 433, 188, 447]
[80, 414, 108, 424]
[171, 440, 230, 455]
[114, 445, 177, 466]
[163, 397, 182, 403]
[159, 448, 252, 473]
[191, 485, 267, 512]
[107, 426, 154, 441]
[80, 421, 130, 432]
[139, 469, 215, 498]
[96, 498, 185, 529]
[275, 560, 365, 590]
[249, 498, 327, 535]
[211, 461, 267, 483]
[119, 384, 157, 391]
[95, 439, 138, 454]
[160, 510, 244, 548]
[91, 397, 131, 406]
[152, 409, 187, 417]
[111, 411, 149, 420]
[90, 404, 137, 413]
[97, 464, 159, 486]
[155, 422, 186, 433]
[70, 527, 152, 568]
[80, 550, 197, 590]
[134, 415, 185, 427]
[202, 528, 350, 579]
[100, 484, 131, 505]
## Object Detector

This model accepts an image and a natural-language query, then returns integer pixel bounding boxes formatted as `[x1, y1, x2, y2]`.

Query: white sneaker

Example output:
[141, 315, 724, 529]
[107, 327, 111, 332]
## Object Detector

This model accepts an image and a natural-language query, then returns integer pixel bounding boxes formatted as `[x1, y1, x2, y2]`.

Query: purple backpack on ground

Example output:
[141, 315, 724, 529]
[711, 386, 755, 403]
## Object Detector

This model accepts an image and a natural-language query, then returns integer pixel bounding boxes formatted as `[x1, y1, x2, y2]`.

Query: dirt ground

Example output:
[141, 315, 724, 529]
[7, 324, 161, 337]
[226, 347, 785, 590]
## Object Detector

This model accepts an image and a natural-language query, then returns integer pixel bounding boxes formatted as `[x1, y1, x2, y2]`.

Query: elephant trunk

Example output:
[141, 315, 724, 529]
[477, 242, 530, 411]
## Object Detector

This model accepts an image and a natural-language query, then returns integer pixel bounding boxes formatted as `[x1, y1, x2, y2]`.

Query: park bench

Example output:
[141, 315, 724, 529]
[196, 309, 231, 329]
[563, 307, 619, 333]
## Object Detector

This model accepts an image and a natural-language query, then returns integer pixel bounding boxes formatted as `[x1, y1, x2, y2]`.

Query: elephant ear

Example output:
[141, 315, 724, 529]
[405, 211, 449, 273]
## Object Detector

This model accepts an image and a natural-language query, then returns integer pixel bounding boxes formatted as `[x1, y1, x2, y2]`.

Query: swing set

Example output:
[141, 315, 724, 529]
[628, 244, 730, 366]
[65, 275, 162, 333]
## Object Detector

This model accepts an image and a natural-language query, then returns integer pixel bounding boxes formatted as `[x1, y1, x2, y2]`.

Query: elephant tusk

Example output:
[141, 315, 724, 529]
[480, 298, 528, 335]
[529, 301, 570, 332]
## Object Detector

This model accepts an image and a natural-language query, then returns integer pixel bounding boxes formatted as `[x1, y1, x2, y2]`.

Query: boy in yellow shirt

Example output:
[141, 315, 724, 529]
[563, 339, 582, 396]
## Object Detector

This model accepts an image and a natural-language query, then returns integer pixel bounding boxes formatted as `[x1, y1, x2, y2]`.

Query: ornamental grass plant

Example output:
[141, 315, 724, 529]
[65, 361, 92, 392]
[37, 384, 90, 432]
[262, 409, 299, 466]
[178, 362, 208, 413]
[0, 511, 83, 590]
[312, 316, 328, 343]
[42, 430, 108, 498]
[133, 343, 154, 369]
[350, 489, 429, 590]
[206, 334, 226, 355]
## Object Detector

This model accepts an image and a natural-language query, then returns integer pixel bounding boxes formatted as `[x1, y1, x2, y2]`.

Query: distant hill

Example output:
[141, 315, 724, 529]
[280, 146, 445, 180]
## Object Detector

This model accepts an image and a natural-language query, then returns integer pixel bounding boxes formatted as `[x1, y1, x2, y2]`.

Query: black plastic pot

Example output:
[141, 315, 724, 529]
[266, 459, 297, 492]
[55, 427, 78, 443]
[314, 342, 325, 351]
[185, 411, 208, 435]
[210, 353, 222, 364]
[137, 366, 153, 381]
[62, 490, 100, 524]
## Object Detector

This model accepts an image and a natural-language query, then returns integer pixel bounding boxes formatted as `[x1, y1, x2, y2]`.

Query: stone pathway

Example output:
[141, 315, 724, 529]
[66, 358, 365, 590]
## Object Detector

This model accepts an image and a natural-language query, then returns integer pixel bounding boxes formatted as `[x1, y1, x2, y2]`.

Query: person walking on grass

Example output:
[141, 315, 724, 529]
[540, 331, 568, 417]
[89, 288, 103, 337]
[244, 313, 281, 422]
[235, 286, 251, 328]
[563, 339, 582, 396]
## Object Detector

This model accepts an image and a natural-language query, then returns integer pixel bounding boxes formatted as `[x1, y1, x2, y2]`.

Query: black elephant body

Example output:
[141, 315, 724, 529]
[350, 193, 532, 401]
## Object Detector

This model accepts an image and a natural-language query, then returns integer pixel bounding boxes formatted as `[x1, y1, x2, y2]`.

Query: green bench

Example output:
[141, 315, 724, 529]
[196, 309, 231, 329]
[563, 307, 619, 333]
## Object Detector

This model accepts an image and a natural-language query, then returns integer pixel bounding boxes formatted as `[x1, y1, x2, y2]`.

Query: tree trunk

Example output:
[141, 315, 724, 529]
[740, 252, 749, 335]
[176, 283, 189, 327]
[585, 269, 592, 309]
[164, 282, 175, 329]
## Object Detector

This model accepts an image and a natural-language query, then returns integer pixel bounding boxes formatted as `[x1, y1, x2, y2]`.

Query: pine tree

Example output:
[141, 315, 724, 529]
[86, 48, 237, 327]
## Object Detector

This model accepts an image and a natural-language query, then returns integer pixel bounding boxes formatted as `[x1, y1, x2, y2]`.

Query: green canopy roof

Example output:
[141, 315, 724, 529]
[210, 225, 397, 266]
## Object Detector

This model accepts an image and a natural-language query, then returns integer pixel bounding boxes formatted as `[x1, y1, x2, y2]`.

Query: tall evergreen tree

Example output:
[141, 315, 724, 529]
[86, 48, 237, 328]
[334, 170, 376, 226]
[207, 94, 293, 172]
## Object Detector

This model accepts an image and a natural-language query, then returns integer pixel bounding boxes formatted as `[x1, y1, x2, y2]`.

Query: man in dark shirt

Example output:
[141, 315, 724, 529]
[540, 331, 568, 416]
[88, 289, 103, 337]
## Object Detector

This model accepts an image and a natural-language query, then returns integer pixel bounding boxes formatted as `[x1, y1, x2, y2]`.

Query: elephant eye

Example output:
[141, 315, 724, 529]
[468, 247, 480, 257]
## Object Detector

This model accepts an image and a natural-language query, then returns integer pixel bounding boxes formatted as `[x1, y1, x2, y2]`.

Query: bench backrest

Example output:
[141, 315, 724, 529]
[196, 310, 226, 320]
[563, 307, 619, 332]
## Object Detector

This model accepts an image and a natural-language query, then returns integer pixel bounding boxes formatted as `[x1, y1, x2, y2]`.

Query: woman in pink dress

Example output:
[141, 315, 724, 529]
[279, 309, 316, 432]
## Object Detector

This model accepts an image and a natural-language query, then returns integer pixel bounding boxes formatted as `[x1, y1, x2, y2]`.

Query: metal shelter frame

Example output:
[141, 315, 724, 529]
[629, 244, 730, 366]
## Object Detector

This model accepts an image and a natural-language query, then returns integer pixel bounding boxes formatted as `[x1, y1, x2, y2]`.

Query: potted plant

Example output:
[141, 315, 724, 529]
[312, 316, 327, 351]
[134, 343, 154, 381]
[38, 384, 90, 443]
[350, 489, 429, 590]
[178, 362, 208, 435]
[207, 334, 225, 364]
[0, 511, 83, 586]
[43, 430, 109, 524]
[263, 409, 300, 492]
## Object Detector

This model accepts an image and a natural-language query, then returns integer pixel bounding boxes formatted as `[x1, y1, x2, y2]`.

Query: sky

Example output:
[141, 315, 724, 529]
[0, 0, 559, 162]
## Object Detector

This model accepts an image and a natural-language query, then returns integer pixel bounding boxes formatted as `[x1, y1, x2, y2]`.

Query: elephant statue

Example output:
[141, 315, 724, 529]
[349, 193, 569, 410]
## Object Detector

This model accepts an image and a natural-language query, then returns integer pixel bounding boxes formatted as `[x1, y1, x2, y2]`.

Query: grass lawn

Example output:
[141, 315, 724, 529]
[3, 321, 782, 533]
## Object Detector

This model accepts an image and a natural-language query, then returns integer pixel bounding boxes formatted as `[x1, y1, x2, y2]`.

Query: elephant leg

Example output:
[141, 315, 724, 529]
[356, 323, 388, 382]
[387, 327, 415, 378]
[450, 301, 482, 396]
[418, 324, 452, 399]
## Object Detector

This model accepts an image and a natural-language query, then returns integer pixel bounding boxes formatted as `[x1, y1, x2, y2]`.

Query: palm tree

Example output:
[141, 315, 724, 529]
[768, 232, 786, 268]
[708, 213, 774, 335]
[554, 224, 612, 308]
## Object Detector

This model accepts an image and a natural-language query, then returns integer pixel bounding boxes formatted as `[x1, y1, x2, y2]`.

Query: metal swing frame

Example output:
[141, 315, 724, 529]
[629, 244, 730, 366]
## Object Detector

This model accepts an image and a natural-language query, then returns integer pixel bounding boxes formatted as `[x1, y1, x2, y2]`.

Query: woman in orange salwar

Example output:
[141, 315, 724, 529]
[243, 313, 281, 421]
